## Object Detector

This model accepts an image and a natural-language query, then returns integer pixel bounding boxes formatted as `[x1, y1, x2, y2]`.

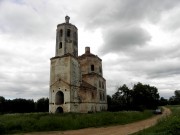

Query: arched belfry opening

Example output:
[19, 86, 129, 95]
[55, 91, 64, 105]
[56, 107, 63, 113]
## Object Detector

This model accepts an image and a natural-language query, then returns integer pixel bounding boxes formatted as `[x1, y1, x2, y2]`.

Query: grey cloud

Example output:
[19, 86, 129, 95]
[102, 43, 180, 81]
[79, 0, 180, 29]
[100, 25, 151, 54]
[160, 9, 180, 32]
[126, 43, 180, 61]
[0, 1, 57, 40]
[122, 58, 180, 79]
[0, 70, 49, 100]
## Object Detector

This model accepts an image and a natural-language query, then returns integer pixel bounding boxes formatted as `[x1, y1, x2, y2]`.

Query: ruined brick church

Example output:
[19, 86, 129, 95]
[49, 16, 107, 113]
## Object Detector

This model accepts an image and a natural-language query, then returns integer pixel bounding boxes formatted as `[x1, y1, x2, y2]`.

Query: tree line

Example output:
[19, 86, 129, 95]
[0, 82, 180, 113]
[107, 82, 180, 111]
[0, 97, 49, 113]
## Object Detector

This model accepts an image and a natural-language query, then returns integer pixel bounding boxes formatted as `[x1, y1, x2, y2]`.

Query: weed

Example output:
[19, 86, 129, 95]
[0, 110, 154, 134]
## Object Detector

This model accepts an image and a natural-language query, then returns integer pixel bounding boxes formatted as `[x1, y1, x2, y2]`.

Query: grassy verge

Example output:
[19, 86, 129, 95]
[133, 105, 180, 135]
[0, 110, 154, 134]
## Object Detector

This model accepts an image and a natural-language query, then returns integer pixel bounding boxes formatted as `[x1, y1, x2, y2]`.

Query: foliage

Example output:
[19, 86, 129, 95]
[169, 90, 180, 105]
[0, 97, 49, 113]
[36, 98, 49, 112]
[108, 82, 160, 111]
[133, 106, 180, 135]
[158, 97, 168, 106]
[0, 110, 154, 134]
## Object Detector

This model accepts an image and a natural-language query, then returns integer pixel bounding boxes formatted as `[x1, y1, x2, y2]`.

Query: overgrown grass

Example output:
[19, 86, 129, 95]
[133, 105, 180, 135]
[0, 110, 154, 134]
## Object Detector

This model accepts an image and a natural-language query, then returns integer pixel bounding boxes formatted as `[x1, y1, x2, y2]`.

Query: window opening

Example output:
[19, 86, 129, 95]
[100, 92, 102, 101]
[55, 91, 64, 105]
[91, 65, 94, 71]
[67, 29, 71, 37]
[59, 42, 62, 49]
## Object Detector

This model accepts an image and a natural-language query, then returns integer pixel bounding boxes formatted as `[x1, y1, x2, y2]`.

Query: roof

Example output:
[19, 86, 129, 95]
[57, 23, 78, 29]
[80, 80, 97, 91]
[78, 52, 102, 61]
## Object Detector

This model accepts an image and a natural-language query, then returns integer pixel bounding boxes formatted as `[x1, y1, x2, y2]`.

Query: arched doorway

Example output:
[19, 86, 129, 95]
[56, 107, 63, 113]
[55, 91, 64, 105]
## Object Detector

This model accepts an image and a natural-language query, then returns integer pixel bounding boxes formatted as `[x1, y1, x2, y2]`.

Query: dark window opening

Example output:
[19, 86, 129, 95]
[59, 42, 62, 49]
[56, 107, 63, 113]
[102, 93, 105, 101]
[91, 65, 94, 71]
[55, 91, 64, 105]
[60, 29, 63, 37]
[67, 29, 71, 37]
[100, 92, 102, 101]
[92, 92, 94, 99]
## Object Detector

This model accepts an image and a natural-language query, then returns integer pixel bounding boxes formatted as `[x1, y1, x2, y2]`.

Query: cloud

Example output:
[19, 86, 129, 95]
[78, 0, 180, 29]
[100, 25, 151, 54]
[1, 0, 180, 100]
[159, 7, 180, 32]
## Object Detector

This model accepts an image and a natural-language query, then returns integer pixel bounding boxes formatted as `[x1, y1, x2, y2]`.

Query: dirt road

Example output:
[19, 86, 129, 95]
[26, 107, 171, 135]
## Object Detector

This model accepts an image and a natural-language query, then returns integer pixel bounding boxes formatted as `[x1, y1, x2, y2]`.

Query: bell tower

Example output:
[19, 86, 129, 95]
[49, 16, 81, 113]
[55, 16, 78, 57]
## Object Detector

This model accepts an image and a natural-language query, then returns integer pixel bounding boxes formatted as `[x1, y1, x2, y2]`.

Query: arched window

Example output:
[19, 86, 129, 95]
[92, 92, 94, 99]
[67, 29, 71, 37]
[56, 107, 63, 113]
[91, 65, 94, 71]
[60, 29, 63, 37]
[102, 93, 105, 101]
[55, 91, 64, 105]
[59, 42, 62, 49]
[100, 92, 102, 101]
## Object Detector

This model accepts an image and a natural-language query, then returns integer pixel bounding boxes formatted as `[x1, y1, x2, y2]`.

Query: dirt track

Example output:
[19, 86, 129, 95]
[26, 107, 171, 135]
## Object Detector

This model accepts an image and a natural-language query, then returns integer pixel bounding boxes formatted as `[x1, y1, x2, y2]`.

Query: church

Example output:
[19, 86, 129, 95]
[49, 16, 107, 113]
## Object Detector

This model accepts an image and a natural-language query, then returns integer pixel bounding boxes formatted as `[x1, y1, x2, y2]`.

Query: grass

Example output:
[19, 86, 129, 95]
[133, 105, 180, 135]
[0, 110, 154, 134]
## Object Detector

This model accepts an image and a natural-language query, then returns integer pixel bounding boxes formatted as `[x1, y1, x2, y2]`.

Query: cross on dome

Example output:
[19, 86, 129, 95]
[65, 15, 70, 23]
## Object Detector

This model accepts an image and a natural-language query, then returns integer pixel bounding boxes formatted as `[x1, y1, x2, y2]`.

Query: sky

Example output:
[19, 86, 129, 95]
[0, 0, 180, 100]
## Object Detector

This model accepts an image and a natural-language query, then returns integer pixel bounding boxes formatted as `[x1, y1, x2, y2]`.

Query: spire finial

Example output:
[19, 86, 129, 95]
[65, 15, 70, 23]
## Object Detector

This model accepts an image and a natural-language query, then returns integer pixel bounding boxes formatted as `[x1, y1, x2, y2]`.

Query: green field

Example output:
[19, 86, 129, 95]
[133, 105, 180, 135]
[0, 110, 153, 134]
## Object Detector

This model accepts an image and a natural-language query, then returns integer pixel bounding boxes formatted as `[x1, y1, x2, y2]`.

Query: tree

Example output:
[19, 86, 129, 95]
[174, 90, 180, 104]
[107, 95, 114, 111]
[133, 82, 159, 110]
[169, 90, 180, 105]
[110, 84, 133, 111]
[11, 98, 35, 113]
[109, 82, 160, 111]
[0, 96, 5, 113]
[36, 98, 49, 112]
[118, 84, 133, 110]
[159, 97, 168, 106]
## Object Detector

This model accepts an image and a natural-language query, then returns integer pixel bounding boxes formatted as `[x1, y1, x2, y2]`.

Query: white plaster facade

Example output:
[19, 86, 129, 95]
[49, 16, 107, 113]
